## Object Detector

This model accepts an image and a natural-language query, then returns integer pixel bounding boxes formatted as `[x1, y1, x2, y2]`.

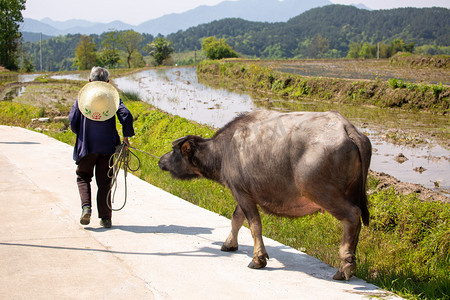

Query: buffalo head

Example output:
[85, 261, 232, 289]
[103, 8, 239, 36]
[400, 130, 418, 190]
[158, 135, 206, 180]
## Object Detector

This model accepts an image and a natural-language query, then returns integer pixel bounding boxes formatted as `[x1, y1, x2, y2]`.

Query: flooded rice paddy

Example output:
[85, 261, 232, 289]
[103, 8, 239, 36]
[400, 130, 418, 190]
[265, 59, 450, 85]
[112, 67, 449, 194]
[8, 68, 447, 194]
[0, 74, 42, 100]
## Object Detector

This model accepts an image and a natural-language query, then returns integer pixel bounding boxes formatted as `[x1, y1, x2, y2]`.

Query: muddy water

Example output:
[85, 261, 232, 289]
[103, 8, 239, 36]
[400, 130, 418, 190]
[58, 67, 450, 194]
[1, 74, 42, 101]
[113, 67, 257, 128]
[50, 74, 87, 81]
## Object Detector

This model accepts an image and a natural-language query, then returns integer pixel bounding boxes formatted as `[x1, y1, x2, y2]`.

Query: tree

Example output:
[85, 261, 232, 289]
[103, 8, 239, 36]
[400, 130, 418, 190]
[99, 30, 120, 68]
[130, 51, 146, 68]
[118, 30, 143, 68]
[262, 43, 285, 59]
[0, 0, 26, 70]
[201, 37, 239, 60]
[306, 35, 329, 58]
[74, 35, 97, 70]
[144, 37, 174, 65]
[98, 49, 120, 69]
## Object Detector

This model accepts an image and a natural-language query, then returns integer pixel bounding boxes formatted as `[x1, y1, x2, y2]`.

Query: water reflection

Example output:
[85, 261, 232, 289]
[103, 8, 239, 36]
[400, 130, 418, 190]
[114, 67, 256, 128]
[18, 74, 41, 82]
[1, 74, 39, 101]
[3, 86, 26, 100]
[114, 67, 449, 194]
[50, 74, 87, 81]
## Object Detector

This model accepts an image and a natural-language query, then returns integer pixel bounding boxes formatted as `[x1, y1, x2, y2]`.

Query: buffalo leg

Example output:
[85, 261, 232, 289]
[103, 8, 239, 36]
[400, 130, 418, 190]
[333, 208, 362, 280]
[247, 211, 269, 269]
[236, 196, 269, 269]
[221, 205, 245, 252]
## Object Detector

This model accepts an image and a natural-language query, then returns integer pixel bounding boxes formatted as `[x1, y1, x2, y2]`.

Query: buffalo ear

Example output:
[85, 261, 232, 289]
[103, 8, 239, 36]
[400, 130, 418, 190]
[172, 136, 190, 148]
[181, 141, 191, 156]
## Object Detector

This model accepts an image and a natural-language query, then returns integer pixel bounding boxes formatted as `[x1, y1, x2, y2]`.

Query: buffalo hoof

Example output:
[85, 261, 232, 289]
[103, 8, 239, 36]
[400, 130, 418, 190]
[221, 244, 238, 252]
[248, 255, 268, 269]
[333, 258, 356, 280]
[333, 269, 345, 280]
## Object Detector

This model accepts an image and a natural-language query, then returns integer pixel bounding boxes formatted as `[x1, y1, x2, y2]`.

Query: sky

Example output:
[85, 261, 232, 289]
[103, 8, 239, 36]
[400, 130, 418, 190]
[22, 0, 450, 25]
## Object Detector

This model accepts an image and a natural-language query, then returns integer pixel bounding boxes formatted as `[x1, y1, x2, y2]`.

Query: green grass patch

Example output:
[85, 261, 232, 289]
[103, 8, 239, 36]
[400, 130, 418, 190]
[0, 101, 43, 126]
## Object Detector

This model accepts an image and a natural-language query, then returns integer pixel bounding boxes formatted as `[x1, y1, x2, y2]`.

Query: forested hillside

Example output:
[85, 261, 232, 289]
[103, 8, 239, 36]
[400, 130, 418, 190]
[23, 5, 450, 71]
[168, 5, 450, 58]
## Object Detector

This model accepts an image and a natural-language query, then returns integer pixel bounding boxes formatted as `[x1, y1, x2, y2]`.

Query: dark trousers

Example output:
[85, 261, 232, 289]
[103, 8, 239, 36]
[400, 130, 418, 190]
[76, 153, 113, 219]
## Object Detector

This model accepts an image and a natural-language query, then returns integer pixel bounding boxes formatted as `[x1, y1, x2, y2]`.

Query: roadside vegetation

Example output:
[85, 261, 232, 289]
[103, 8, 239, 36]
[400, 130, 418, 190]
[0, 75, 448, 299]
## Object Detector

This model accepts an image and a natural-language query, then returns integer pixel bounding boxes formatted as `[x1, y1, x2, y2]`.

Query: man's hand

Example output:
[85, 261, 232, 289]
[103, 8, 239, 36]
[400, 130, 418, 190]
[123, 137, 130, 150]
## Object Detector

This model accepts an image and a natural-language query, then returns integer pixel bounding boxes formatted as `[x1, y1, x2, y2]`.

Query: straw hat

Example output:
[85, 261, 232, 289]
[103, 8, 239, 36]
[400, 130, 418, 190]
[78, 81, 120, 121]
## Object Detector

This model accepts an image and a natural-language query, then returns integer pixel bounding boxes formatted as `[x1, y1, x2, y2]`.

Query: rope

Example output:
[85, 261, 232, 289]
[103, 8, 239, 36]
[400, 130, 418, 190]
[107, 143, 138, 211]
[107, 142, 161, 211]
[128, 145, 160, 160]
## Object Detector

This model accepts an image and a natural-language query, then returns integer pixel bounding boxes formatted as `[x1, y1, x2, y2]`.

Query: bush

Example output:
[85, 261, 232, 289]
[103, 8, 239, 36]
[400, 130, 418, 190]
[201, 37, 239, 60]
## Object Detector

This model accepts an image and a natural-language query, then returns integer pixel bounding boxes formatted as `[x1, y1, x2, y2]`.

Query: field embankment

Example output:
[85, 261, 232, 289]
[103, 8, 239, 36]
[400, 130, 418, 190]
[390, 52, 450, 69]
[197, 60, 449, 114]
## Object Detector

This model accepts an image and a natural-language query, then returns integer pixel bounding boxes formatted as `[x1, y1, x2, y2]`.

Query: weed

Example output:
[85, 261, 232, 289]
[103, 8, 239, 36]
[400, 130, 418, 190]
[432, 83, 445, 99]
[388, 78, 407, 89]
[120, 90, 140, 101]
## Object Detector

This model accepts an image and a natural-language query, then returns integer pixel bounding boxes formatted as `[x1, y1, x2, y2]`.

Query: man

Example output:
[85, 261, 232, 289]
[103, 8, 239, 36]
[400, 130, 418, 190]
[69, 66, 135, 228]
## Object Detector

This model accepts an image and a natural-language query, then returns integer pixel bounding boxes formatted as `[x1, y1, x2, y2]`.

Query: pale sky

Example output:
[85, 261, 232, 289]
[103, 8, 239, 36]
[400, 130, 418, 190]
[22, 0, 450, 25]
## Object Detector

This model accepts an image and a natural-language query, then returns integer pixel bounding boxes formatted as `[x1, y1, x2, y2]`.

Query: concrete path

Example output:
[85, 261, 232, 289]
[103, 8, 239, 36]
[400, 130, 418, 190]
[0, 125, 401, 300]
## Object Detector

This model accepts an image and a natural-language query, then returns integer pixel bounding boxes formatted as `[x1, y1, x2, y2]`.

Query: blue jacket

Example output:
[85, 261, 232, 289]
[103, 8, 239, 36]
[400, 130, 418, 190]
[69, 99, 135, 164]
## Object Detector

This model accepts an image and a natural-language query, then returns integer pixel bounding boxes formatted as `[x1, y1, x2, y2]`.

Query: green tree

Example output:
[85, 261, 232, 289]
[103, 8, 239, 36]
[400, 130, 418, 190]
[347, 42, 361, 59]
[74, 35, 97, 70]
[20, 48, 34, 72]
[0, 0, 26, 70]
[98, 49, 120, 69]
[130, 51, 145, 68]
[359, 42, 376, 59]
[201, 36, 238, 60]
[118, 30, 143, 68]
[306, 35, 329, 58]
[262, 43, 285, 59]
[100, 30, 120, 68]
[144, 37, 174, 66]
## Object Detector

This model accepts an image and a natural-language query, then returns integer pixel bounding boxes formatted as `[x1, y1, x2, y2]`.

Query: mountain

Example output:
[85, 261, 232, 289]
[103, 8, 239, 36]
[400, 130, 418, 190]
[21, 18, 64, 36]
[21, 0, 332, 38]
[40, 18, 97, 30]
[136, 0, 332, 35]
[22, 18, 134, 36]
[352, 3, 371, 10]
[21, 32, 53, 42]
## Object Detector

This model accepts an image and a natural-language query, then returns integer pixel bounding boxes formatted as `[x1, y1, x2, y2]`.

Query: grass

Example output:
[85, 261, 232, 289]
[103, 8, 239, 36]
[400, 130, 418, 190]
[1, 75, 449, 300]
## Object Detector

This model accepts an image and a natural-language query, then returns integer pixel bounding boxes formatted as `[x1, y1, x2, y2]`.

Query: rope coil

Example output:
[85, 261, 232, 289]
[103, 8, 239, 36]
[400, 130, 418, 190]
[107, 143, 141, 211]
[107, 143, 160, 211]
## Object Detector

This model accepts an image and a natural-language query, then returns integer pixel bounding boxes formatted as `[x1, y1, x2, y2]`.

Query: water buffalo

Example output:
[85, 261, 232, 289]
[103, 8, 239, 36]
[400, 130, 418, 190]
[158, 110, 371, 280]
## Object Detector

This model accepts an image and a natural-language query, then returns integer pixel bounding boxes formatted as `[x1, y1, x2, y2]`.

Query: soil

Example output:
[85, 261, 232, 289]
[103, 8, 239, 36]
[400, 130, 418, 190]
[257, 58, 450, 85]
[369, 170, 449, 203]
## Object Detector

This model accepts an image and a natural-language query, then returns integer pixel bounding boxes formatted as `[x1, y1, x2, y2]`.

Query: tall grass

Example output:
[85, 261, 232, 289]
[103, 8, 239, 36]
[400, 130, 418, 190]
[1, 93, 449, 300]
